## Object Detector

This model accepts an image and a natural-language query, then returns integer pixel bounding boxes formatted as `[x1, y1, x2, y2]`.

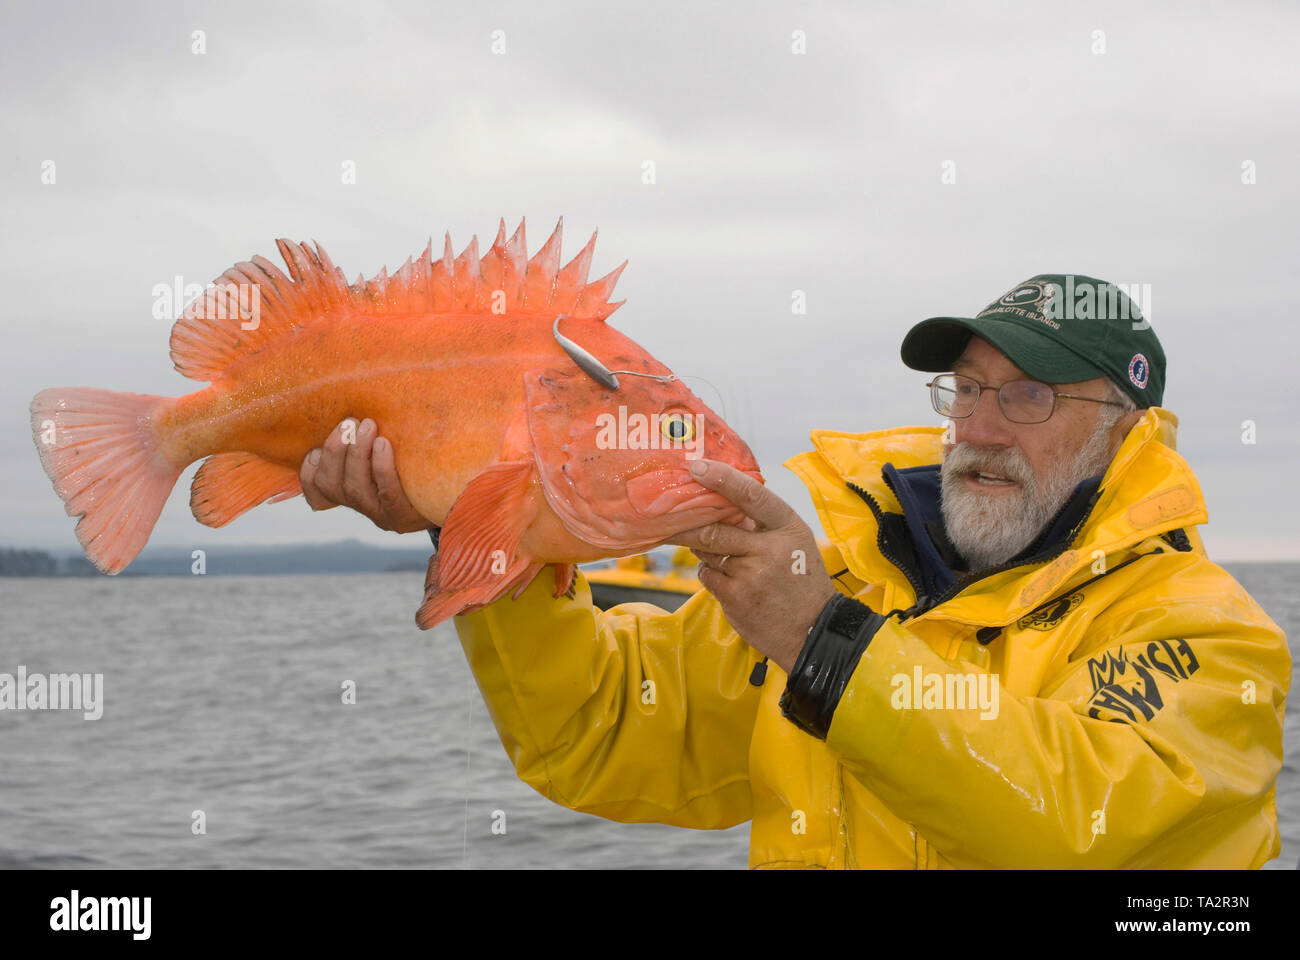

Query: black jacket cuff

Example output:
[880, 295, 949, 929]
[779, 594, 885, 740]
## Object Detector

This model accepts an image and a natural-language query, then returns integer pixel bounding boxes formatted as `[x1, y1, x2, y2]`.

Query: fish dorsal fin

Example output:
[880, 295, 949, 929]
[168, 218, 628, 383]
[169, 239, 355, 381]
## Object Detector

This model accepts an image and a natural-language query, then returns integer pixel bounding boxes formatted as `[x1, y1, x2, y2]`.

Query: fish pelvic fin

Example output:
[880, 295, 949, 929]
[30, 387, 183, 574]
[190, 453, 302, 527]
[170, 219, 628, 383]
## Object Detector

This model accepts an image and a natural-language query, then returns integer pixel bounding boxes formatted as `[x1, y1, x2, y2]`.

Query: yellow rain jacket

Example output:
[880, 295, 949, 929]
[452, 408, 1290, 868]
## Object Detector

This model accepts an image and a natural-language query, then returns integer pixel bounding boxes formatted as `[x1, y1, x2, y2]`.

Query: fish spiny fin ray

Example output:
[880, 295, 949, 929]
[519, 217, 564, 309]
[168, 218, 626, 383]
[168, 240, 354, 381]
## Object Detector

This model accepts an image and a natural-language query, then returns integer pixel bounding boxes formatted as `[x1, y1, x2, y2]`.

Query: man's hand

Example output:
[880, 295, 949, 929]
[669, 459, 838, 674]
[299, 418, 431, 533]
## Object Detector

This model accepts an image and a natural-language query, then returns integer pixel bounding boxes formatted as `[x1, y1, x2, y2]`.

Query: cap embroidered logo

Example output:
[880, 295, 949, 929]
[1000, 283, 1049, 308]
[1129, 353, 1149, 389]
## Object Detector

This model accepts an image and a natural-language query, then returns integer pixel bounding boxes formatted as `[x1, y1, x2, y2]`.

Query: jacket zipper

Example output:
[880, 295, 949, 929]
[847, 480, 1105, 621]
[845, 482, 932, 613]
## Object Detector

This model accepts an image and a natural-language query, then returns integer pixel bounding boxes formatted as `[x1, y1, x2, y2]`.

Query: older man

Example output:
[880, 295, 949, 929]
[302, 274, 1289, 869]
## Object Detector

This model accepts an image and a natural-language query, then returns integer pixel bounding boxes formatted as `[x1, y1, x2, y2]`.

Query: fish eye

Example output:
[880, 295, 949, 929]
[660, 413, 694, 443]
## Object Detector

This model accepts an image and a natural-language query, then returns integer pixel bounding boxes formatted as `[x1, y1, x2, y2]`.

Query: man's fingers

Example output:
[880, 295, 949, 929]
[313, 419, 353, 504]
[692, 549, 739, 575]
[372, 435, 429, 532]
[690, 460, 793, 530]
[300, 448, 337, 511]
[341, 418, 382, 517]
[696, 561, 723, 592]
[695, 562, 739, 606]
[671, 522, 760, 558]
[298, 418, 431, 532]
[372, 435, 404, 512]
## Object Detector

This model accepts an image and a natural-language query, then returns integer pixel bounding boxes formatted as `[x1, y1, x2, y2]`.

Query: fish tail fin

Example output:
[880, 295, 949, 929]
[30, 387, 183, 574]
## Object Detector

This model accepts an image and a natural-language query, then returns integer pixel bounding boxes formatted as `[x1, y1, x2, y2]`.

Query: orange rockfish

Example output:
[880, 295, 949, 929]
[30, 218, 762, 627]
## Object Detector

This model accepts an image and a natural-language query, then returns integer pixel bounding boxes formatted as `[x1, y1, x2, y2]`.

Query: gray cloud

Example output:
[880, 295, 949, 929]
[3, 0, 1297, 559]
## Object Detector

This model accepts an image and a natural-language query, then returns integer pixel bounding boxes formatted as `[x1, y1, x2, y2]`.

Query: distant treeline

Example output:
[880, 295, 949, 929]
[0, 541, 433, 576]
[0, 548, 98, 576]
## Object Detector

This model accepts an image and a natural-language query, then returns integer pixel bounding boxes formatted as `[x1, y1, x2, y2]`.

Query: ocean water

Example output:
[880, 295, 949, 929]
[0, 564, 1295, 870]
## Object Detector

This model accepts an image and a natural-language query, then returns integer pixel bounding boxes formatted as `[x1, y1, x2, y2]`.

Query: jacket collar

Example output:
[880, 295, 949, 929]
[879, 461, 1104, 599]
[783, 408, 1208, 626]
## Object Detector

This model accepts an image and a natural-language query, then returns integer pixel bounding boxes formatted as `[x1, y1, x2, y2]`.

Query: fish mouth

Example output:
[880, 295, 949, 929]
[535, 463, 765, 552]
[626, 467, 765, 523]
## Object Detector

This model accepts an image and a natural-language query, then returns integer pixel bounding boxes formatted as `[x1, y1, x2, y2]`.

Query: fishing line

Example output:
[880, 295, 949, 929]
[553, 315, 678, 389]
[462, 673, 473, 869]
[553, 314, 740, 435]
[674, 374, 729, 422]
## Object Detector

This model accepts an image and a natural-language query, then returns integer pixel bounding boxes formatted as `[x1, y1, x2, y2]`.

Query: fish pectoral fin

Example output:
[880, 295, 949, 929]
[190, 452, 302, 528]
[436, 459, 539, 590]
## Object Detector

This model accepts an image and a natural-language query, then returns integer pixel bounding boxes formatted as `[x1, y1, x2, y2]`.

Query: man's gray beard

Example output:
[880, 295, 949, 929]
[939, 414, 1119, 573]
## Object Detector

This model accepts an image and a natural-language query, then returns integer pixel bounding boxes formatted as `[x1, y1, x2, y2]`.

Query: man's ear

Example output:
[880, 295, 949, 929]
[1111, 408, 1145, 453]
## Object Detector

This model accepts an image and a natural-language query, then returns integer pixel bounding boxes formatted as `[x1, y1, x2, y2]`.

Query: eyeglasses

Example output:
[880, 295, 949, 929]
[926, 373, 1126, 425]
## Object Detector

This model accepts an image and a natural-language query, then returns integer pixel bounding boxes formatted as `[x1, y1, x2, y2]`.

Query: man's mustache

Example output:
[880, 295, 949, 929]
[942, 443, 1035, 487]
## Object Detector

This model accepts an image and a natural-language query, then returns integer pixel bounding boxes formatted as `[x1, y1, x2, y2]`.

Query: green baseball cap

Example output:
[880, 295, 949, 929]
[900, 274, 1165, 408]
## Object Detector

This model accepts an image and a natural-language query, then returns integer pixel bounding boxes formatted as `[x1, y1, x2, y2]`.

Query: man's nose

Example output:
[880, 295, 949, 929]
[954, 386, 1015, 448]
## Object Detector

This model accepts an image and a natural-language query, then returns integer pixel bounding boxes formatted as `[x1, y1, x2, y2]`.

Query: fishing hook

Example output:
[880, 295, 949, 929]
[552, 316, 678, 391]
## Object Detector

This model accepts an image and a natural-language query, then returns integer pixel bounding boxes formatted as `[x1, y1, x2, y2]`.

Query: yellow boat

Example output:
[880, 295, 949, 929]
[581, 547, 701, 611]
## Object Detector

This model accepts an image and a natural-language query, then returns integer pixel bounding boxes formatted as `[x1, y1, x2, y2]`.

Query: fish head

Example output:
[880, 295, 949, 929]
[524, 352, 763, 551]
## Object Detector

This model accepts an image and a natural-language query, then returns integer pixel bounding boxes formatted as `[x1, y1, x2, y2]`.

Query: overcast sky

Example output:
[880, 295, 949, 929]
[3, 0, 1297, 560]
